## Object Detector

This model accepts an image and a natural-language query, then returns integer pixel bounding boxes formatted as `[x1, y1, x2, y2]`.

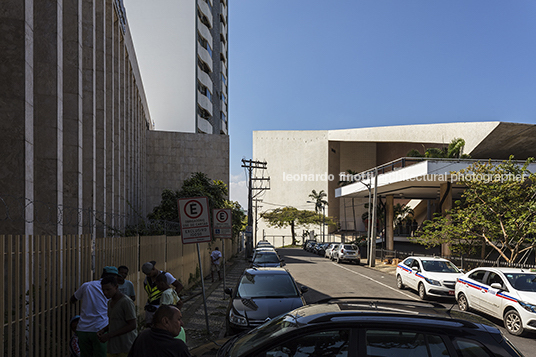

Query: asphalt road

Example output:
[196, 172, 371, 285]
[279, 247, 536, 357]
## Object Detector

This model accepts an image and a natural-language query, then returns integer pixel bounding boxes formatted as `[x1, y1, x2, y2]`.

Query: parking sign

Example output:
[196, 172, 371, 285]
[178, 197, 212, 244]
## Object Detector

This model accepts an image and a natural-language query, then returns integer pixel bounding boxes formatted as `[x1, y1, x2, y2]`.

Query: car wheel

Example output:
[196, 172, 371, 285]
[396, 275, 405, 289]
[418, 283, 427, 300]
[457, 293, 470, 312]
[504, 310, 524, 336]
[355, 259, 360, 265]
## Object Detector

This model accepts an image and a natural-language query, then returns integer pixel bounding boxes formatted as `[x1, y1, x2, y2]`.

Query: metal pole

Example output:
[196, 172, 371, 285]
[322, 204, 325, 242]
[369, 168, 378, 267]
[196, 243, 210, 335]
[222, 240, 226, 299]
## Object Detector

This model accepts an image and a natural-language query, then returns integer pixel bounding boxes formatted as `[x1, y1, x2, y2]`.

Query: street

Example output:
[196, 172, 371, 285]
[278, 247, 536, 357]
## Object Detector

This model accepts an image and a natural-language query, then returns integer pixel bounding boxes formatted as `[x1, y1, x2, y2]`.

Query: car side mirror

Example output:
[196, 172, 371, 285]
[412, 267, 419, 272]
[490, 283, 503, 290]
[300, 285, 309, 293]
[224, 288, 232, 295]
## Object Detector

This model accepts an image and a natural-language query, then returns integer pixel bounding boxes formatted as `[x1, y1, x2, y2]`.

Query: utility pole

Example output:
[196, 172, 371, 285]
[241, 159, 269, 258]
[253, 198, 263, 246]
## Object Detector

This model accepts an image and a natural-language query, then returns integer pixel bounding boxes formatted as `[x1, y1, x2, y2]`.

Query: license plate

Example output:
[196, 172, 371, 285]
[449, 290, 455, 296]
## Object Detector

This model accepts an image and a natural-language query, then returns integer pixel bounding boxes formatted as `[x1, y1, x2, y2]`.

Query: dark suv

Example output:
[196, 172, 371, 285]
[192, 297, 524, 357]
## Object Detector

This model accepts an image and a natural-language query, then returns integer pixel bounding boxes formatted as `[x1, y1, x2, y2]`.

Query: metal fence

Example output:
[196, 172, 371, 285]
[1, 234, 238, 357]
[376, 248, 536, 270]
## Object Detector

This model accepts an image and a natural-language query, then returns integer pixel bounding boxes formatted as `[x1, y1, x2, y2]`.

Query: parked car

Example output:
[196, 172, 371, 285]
[224, 267, 308, 336]
[396, 256, 462, 300]
[303, 239, 316, 250]
[250, 251, 284, 267]
[305, 241, 318, 252]
[456, 267, 536, 336]
[256, 240, 273, 248]
[331, 243, 360, 264]
[192, 297, 524, 357]
[324, 243, 340, 259]
[313, 242, 328, 256]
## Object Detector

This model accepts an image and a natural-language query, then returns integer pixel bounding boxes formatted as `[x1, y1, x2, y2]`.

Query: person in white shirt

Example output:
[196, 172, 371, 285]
[210, 247, 222, 282]
[70, 266, 121, 357]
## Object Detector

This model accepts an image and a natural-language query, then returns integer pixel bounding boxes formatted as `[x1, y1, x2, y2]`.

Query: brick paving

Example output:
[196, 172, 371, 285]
[180, 250, 249, 350]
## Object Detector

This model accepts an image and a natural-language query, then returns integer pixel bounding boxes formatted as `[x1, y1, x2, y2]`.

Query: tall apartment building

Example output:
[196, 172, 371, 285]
[178, 0, 229, 135]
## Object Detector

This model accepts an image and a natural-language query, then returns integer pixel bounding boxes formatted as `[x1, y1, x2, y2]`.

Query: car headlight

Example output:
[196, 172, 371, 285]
[229, 309, 248, 326]
[518, 301, 536, 313]
[425, 277, 441, 286]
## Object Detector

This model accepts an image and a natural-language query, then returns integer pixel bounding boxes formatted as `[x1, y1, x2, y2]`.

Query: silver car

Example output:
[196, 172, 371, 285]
[332, 244, 360, 264]
[324, 243, 340, 259]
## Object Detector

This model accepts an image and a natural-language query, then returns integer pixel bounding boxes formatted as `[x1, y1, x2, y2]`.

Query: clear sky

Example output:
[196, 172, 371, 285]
[125, 0, 536, 210]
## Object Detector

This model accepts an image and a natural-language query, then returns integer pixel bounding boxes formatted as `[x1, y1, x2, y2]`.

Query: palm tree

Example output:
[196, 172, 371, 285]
[407, 138, 471, 159]
[338, 169, 358, 232]
[308, 190, 328, 239]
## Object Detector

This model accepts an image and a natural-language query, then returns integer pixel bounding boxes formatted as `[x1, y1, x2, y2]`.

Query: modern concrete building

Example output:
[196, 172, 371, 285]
[0, 0, 229, 237]
[252, 122, 536, 247]
[174, 0, 229, 135]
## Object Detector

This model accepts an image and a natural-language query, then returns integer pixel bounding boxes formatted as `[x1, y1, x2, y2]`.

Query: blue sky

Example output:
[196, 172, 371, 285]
[126, 0, 536, 209]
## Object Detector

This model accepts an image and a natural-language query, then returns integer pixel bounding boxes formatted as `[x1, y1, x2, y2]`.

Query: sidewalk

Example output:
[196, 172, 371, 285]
[181, 249, 249, 350]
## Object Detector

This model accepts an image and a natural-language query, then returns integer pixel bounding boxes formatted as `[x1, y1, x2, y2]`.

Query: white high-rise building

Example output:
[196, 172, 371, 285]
[176, 0, 229, 135]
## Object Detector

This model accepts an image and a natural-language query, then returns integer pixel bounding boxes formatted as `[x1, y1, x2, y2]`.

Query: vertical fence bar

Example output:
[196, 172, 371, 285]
[7, 235, 13, 356]
[1, 235, 4, 357]
[15, 235, 21, 357]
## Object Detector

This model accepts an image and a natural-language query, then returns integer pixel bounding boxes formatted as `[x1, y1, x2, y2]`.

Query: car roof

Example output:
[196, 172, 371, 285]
[405, 256, 452, 262]
[285, 297, 497, 332]
[243, 267, 289, 275]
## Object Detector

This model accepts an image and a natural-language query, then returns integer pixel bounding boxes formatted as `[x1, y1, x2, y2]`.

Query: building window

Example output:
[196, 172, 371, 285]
[197, 9, 211, 28]
[197, 81, 212, 101]
[198, 34, 212, 57]
[221, 92, 227, 103]
[220, 33, 226, 44]
[220, 112, 227, 122]
[198, 105, 211, 120]
[221, 73, 227, 85]
[220, 13, 226, 26]
[198, 58, 211, 74]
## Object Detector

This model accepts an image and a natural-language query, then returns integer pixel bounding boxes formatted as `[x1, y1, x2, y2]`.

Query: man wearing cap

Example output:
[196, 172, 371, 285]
[70, 266, 121, 357]
[142, 261, 183, 327]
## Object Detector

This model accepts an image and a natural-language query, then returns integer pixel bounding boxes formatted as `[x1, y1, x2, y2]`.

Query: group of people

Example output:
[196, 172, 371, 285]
[70, 259, 192, 357]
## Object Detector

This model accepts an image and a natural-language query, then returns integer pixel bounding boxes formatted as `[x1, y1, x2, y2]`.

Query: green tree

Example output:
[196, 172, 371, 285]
[261, 207, 335, 245]
[412, 157, 536, 263]
[407, 138, 471, 159]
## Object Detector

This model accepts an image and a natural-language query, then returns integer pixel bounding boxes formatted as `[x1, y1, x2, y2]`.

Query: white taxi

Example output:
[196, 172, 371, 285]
[455, 267, 536, 336]
[396, 256, 463, 300]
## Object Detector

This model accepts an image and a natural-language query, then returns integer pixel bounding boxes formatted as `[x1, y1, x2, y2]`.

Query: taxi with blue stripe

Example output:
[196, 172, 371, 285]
[455, 267, 536, 336]
[396, 256, 463, 300]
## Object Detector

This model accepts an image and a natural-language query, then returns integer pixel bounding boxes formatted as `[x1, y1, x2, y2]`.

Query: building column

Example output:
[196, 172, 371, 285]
[440, 182, 453, 256]
[386, 195, 394, 251]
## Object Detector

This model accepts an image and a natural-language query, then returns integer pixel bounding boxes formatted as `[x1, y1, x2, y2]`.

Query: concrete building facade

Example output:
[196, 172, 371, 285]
[175, 0, 229, 135]
[252, 122, 536, 245]
[0, 0, 229, 237]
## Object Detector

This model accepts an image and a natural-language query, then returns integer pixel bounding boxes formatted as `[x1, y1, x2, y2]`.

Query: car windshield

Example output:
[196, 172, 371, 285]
[237, 272, 298, 298]
[228, 313, 299, 356]
[253, 253, 280, 264]
[421, 260, 460, 273]
[505, 273, 536, 292]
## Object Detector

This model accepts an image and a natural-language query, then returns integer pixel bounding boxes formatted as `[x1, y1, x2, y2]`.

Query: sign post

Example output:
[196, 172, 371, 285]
[213, 208, 232, 296]
[178, 197, 212, 335]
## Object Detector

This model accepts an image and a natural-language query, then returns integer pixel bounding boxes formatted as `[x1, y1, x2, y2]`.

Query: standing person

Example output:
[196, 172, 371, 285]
[141, 261, 183, 327]
[127, 305, 191, 357]
[155, 273, 186, 342]
[210, 247, 222, 282]
[117, 265, 136, 302]
[70, 266, 120, 357]
[97, 275, 137, 356]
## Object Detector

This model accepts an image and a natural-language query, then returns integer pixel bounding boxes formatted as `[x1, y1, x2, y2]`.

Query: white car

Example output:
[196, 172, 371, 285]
[455, 267, 536, 336]
[396, 256, 462, 300]
[324, 243, 341, 259]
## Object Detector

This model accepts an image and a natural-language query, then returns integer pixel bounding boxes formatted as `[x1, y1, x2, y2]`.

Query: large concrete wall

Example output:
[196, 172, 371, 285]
[0, 0, 152, 237]
[253, 131, 329, 242]
[145, 131, 229, 213]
